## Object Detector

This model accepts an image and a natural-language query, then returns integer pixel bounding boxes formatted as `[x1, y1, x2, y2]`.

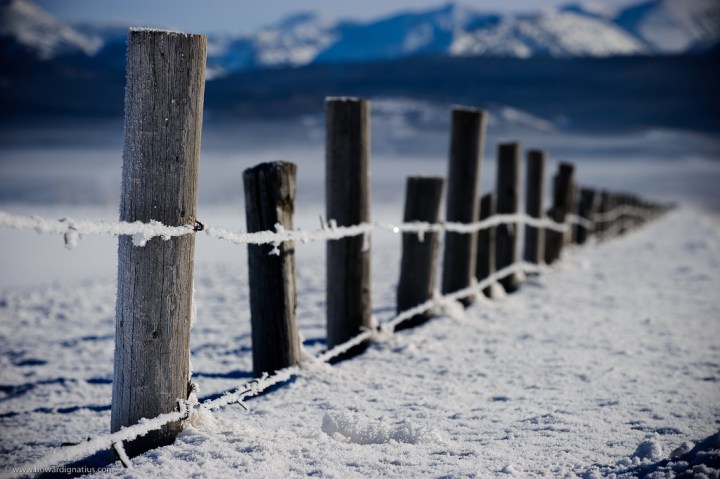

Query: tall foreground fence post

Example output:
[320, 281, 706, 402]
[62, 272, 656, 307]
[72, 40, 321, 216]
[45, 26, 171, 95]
[523, 149, 546, 265]
[326, 98, 372, 353]
[396, 177, 445, 330]
[244, 162, 301, 377]
[441, 107, 486, 305]
[112, 29, 206, 457]
[476, 192, 497, 298]
[496, 142, 522, 293]
[544, 162, 575, 264]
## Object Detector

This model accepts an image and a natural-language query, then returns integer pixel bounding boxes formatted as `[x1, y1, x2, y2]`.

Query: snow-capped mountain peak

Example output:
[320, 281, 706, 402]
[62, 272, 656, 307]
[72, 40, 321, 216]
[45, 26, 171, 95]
[560, 1, 624, 20]
[451, 10, 647, 58]
[0, 0, 102, 59]
[252, 11, 340, 67]
[425, 2, 483, 30]
[268, 11, 337, 31]
[2, 0, 718, 73]
[615, 0, 720, 53]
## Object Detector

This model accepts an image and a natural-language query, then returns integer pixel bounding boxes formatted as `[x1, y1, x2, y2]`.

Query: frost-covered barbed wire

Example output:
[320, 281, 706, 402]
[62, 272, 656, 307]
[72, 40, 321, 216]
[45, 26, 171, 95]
[599, 219, 629, 239]
[592, 205, 649, 224]
[0, 211, 195, 249]
[0, 203, 659, 251]
[565, 214, 594, 231]
[0, 210, 572, 252]
[11, 408, 187, 476]
[384, 213, 570, 235]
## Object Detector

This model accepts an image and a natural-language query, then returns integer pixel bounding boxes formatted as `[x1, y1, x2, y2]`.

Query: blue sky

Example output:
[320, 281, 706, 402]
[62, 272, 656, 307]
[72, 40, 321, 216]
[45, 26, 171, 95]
[35, 0, 642, 34]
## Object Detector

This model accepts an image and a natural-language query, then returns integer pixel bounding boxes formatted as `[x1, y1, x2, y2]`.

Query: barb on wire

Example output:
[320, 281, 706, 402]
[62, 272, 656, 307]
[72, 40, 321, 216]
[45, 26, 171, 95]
[203, 370, 296, 412]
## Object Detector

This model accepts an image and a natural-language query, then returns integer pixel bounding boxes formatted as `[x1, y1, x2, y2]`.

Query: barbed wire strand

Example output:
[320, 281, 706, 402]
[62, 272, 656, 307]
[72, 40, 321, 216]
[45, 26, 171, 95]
[0, 204, 655, 250]
[0, 210, 575, 252]
[591, 205, 650, 224]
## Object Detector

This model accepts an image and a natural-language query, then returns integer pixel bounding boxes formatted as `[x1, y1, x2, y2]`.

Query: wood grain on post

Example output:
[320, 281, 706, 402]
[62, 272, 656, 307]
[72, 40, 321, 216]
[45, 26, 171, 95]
[112, 29, 206, 457]
[544, 163, 575, 264]
[326, 98, 372, 354]
[495, 142, 522, 293]
[244, 162, 301, 377]
[396, 176, 445, 330]
[523, 149, 545, 265]
[576, 187, 597, 244]
[441, 106, 486, 305]
[476, 192, 496, 298]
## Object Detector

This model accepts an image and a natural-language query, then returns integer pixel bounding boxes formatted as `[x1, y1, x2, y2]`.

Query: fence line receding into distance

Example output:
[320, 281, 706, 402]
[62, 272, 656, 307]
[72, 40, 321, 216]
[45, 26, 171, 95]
[0, 28, 672, 477]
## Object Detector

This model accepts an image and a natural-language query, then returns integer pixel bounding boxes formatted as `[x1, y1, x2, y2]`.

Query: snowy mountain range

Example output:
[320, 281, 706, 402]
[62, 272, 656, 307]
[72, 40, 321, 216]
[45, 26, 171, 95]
[0, 0, 101, 59]
[1, 0, 719, 76]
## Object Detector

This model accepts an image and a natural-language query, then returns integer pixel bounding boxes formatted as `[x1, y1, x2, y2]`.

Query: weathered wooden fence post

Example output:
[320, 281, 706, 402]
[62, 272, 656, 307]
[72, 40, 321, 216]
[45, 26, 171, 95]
[576, 187, 597, 244]
[631, 195, 643, 229]
[607, 193, 619, 237]
[326, 98, 372, 354]
[569, 184, 580, 245]
[112, 29, 206, 457]
[244, 162, 301, 377]
[495, 142, 522, 293]
[523, 149, 546, 265]
[596, 190, 610, 240]
[618, 193, 629, 235]
[441, 106, 486, 305]
[544, 162, 575, 264]
[476, 192, 497, 298]
[396, 176, 445, 330]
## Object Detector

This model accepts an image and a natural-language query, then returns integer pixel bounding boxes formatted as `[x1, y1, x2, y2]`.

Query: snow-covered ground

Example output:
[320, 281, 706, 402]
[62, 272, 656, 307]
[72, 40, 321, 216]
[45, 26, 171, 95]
[1, 204, 719, 478]
[1, 113, 719, 477]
